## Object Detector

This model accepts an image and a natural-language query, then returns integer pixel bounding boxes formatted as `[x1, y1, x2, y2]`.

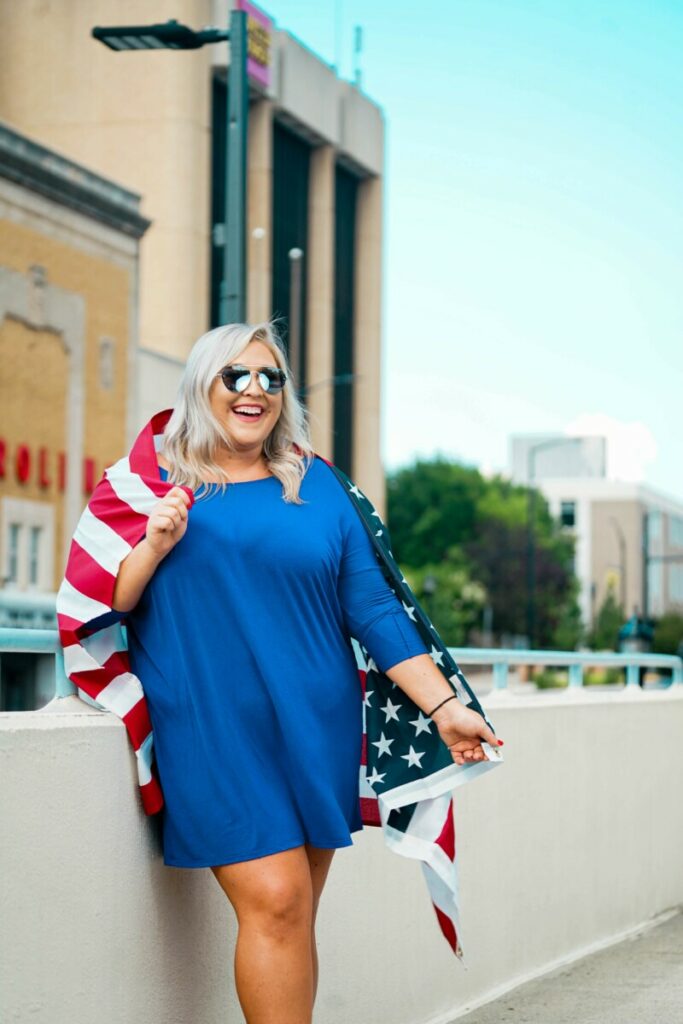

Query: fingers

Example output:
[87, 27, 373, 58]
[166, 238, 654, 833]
[449, 740, 489, 766]
[149, 492, 190, 534]
[167, 486, 192, 508]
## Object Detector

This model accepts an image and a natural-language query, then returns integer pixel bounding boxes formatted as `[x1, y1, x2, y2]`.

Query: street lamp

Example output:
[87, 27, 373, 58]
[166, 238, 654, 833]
[92, 14, 248, 323]
[526, 436, 583, 648]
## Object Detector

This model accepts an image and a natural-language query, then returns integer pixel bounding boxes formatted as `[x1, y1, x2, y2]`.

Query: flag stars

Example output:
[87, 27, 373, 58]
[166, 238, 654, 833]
[429, 645, 444, 666]
[402, 602, 416, 621]
[371, 731, 395, 757]
[363, 689, 374, 708]
[401, 745, 426, 769]
[366, 767, 386, 788]
[349, 484, 363, 499]
[409, 712, 433, 737]
[381, 697, 402, 723]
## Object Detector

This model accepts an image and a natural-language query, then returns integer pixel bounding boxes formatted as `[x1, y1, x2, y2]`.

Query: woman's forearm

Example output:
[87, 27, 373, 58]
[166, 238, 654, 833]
[384, 653, 457, 716]
[112, 538, 166, 613]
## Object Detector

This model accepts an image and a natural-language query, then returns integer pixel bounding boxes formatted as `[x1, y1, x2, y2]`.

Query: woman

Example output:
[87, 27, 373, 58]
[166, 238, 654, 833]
[84, 322, 501, 1023]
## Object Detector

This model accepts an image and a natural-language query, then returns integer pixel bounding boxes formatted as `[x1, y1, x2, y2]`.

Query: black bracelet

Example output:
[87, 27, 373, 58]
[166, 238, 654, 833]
[427, 693, 457, 718]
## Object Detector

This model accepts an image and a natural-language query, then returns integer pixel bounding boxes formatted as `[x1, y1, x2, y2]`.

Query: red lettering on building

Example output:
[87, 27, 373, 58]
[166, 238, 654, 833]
[16, 445, 31, 483]
[83, 457, 96, 495]
[38, 447, 51, 488]
[0, 442, 98, 491]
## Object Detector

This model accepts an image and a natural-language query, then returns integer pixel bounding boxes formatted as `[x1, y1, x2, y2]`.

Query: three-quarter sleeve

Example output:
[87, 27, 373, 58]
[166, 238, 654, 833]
[337, 506, 429, 673]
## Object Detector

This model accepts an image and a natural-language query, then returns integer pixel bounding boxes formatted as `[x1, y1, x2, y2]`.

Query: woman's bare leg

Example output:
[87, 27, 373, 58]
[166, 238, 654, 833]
[303, 844, 336, 1007]
[211, 845, 315, 1024]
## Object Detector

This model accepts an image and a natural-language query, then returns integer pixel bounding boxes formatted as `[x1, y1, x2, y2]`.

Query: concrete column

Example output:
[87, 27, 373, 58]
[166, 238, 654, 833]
[246, 99, 273, 323]
[305, 145, 335, 459]
[352, 174, 385, 517]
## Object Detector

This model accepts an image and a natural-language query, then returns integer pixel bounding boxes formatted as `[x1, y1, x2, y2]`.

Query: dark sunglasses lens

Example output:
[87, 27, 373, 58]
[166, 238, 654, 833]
[220, 367, 286, 393]
[220, 369, 250, 392]
[259, 369, 286, 392]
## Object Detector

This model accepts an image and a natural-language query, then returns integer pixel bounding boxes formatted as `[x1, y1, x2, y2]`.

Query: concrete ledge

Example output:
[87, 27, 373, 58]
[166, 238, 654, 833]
[2, 690, 682, 1023]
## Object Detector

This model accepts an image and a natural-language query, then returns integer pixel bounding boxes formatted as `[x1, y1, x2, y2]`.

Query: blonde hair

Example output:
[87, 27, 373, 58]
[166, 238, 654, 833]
[161, 321, 314, 503]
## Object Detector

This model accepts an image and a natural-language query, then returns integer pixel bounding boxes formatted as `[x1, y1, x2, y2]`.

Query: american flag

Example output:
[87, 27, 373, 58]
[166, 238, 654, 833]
[56, 409, 503, 963]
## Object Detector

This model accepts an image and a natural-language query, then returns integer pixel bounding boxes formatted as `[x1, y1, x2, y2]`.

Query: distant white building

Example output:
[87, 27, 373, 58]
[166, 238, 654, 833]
[509, 434, 683, 627]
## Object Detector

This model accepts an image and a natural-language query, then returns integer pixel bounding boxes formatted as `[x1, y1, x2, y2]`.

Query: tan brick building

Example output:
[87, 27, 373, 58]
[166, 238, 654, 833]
[0, 122, 149, 593]
[0, 0, 386, 510]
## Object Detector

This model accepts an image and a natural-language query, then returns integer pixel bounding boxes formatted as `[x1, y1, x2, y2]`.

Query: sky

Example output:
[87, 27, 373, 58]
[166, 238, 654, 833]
[264, 1, 683, 499]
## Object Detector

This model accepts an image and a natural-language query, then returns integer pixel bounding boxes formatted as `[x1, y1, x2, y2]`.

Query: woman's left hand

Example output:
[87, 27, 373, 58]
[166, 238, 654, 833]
[431, 699, 502, 765]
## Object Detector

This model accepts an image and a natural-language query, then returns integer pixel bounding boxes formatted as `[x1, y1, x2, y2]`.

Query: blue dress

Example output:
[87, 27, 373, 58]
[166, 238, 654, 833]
[126, 456, 428, 868]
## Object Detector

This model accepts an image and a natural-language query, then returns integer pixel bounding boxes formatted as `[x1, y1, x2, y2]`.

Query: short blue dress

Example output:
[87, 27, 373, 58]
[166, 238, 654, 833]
[126, 456, 428, 868]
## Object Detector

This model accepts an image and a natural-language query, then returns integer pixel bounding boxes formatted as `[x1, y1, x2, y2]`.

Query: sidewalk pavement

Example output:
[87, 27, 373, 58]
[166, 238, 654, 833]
[452, 909, 683, 1024]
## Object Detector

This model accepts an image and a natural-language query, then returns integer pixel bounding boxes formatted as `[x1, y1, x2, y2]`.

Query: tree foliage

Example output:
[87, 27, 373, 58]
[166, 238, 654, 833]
[586, 587, 624, 651]
[652, 612, 683, 655]
[386, 457, 581, 649]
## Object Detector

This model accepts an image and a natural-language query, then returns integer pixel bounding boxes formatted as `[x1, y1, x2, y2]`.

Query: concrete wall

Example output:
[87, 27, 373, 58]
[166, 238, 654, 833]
[2, 686, 682, 1023]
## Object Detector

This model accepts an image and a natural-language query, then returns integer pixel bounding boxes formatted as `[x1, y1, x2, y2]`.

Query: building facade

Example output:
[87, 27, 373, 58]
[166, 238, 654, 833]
[0, 0, 386, 507]
[510, 434, 683, 627]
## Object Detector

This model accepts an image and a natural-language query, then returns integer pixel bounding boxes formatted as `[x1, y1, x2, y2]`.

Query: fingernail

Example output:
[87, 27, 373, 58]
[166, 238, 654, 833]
[497, 739, 504, 746]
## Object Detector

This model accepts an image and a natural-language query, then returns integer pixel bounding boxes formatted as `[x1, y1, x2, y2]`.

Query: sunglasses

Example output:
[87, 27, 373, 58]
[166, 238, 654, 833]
[218, 364, 287, 394]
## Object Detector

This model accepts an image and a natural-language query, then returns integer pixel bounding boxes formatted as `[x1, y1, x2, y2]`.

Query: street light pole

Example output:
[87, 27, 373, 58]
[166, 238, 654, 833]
[222, 9, 248, 324]
[92, 14, 248, 325]
[287, 247, 304, 382]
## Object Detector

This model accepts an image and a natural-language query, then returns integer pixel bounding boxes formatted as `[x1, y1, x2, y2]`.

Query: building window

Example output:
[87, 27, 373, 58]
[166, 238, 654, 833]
[648, 510, 662, 543]
[1, 499, 54, 592]
[671, 565, 683, 604]
[6, 523, 21, 584]
[333, 164, 359, 476]
[28, 526, 41, 585]
[670, 515, 683, 548]
[560, 500, 576, 528]
[271, 120, 311, 388]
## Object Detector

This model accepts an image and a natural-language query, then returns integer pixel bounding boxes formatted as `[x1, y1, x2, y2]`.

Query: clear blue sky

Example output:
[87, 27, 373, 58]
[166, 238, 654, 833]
[264, 1, 683, 499]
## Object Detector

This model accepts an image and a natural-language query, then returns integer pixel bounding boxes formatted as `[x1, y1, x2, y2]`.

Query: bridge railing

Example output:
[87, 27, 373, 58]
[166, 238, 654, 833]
[447, 646, 683, 690]
[2, 628, 681, 707]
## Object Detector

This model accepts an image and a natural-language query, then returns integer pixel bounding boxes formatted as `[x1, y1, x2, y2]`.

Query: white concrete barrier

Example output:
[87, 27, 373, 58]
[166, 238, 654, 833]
[2, 687, 682, 1024]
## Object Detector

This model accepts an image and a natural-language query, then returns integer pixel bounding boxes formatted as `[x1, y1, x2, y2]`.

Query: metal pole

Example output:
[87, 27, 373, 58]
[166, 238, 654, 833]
[526, 459, 537, 649]
[609, 516, 627, 609]
[221, 8, 248, 324]
[288, 247, 303, 382]
[642, 511, 649, 619]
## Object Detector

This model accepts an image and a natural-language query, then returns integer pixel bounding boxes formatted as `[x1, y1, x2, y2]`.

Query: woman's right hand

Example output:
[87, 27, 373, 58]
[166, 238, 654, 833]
[145, 486, 192, 557]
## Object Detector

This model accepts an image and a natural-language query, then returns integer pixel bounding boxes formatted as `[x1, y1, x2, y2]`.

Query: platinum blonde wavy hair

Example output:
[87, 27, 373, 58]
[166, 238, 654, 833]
[161, 321, 314, 503]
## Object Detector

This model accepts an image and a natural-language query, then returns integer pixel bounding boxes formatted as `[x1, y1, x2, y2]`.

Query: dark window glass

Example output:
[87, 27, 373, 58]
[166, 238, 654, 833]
[210, 73, 228, 329]
[271, 121, 310, 394]
[333, 165, 358, 475]
[560, 501, 576, 528]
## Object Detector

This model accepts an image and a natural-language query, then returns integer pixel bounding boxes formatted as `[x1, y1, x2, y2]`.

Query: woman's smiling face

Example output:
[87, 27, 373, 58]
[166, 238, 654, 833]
[209, 339, 284, 452]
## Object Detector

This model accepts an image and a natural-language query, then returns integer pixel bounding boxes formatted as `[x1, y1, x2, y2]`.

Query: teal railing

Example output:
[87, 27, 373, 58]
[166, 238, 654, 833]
[447, 647, 683, 690]
[1, 628, 682, 707]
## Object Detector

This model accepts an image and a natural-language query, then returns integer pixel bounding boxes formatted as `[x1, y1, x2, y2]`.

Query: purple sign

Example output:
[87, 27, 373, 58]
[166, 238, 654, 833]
[235, 0, 273, 89]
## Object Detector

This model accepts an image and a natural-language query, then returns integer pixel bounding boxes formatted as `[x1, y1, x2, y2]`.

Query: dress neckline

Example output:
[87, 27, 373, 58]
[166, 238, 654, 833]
[158, 465, 276, 486]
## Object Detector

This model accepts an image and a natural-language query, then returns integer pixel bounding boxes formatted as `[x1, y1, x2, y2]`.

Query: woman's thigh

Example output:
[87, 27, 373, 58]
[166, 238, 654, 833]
[211, 844, 314, 925]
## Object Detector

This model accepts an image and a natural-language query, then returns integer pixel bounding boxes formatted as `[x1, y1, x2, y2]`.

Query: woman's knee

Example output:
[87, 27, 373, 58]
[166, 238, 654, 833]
[212, 846, 314, 938]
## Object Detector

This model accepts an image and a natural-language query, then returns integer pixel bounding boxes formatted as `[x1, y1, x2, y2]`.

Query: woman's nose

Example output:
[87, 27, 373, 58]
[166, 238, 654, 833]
[243, 372, 267, 396]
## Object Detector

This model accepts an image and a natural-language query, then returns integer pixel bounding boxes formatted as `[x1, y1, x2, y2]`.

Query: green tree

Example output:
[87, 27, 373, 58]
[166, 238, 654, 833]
[587, 587, 624, 650]
[386, 458, 486, 567]
[386, 457, 580, 649]
[404, 561, 486, 647]
[652, 612, 683, 655]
